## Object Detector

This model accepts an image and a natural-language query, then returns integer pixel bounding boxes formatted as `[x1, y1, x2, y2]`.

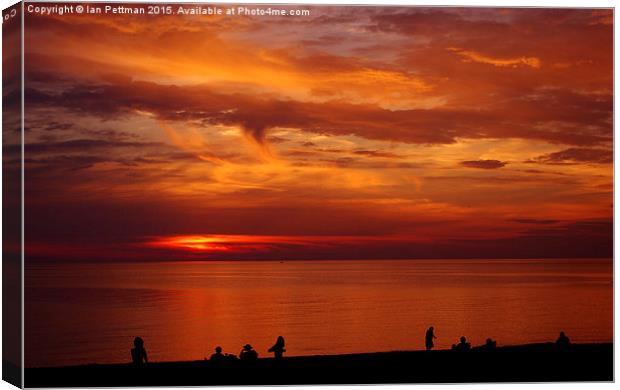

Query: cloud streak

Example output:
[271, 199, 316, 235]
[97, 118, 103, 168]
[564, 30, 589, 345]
[533, 148, 613, 164]
[460, 160, 507, 169]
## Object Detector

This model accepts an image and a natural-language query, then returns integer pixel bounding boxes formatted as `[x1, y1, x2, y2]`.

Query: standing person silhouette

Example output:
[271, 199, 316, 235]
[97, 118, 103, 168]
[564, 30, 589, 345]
[425, 327, 437, 351]
[131, 337, 148, 365]
[268, 336, 286, 359]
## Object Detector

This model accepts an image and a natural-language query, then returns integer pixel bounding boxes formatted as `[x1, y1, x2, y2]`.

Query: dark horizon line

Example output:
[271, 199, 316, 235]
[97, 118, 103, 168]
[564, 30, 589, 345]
[23, 256, 614, 265]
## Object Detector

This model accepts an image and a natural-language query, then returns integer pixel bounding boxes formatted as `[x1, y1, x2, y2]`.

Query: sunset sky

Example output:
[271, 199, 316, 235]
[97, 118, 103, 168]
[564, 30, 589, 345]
[16, 5, 613, 261]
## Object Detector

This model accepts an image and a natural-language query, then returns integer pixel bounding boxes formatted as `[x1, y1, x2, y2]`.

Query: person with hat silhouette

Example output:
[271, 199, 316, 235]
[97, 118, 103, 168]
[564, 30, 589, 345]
[240, 344, 258, 361]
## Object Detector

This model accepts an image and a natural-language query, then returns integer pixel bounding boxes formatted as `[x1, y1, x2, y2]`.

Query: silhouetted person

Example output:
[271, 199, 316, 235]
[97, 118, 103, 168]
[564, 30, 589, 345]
[483, 338, 497, 350]
[425, 327, 437, 351]
[556, 331, 571, 348]
[268, 336, 286, 359]
[453, 336, 471, 351]
[210, 346, 225, 363]
[131, 337, 148, 365]
[240, 344, 258, 361]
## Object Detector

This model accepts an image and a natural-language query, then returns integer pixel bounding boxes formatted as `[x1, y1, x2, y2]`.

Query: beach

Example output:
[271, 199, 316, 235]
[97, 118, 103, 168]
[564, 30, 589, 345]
[25, 343, 613, 387]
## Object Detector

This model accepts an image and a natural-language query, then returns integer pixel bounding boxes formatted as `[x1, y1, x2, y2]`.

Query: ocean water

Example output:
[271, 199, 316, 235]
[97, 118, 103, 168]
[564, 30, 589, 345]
[25, 258, 613, 367]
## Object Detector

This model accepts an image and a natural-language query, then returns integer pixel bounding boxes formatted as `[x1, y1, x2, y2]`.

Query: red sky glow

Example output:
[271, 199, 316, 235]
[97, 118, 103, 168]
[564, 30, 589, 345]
[9, 5, 612, 262]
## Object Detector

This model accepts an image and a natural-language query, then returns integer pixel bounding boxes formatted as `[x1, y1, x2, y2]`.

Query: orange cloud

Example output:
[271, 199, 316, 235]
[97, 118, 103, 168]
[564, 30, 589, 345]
[447, 47, 541, 68]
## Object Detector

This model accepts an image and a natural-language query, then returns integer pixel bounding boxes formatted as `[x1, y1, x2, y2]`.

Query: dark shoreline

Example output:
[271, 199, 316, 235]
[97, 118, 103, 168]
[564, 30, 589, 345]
[25, 342, 613, 387]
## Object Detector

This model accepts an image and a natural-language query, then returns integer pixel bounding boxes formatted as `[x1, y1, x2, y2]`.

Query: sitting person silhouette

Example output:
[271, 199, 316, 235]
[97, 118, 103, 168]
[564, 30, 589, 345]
[210, 346, 225, 363]
[240, 344, 258, 361]
[268, 336, 286, 359]
[131, 337, 148, 365]
[483, 338, 497, 350]
[453, 336, 471, 351]
[556, 331, 571, 348]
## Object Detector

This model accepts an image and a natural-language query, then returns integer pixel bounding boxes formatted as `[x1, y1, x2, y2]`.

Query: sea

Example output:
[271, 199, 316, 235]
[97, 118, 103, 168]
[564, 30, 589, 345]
[25, 258, 613, 367]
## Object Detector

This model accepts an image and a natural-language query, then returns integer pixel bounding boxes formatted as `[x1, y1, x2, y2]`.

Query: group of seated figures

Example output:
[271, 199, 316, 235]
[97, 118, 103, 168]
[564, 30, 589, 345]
[131, 330, 572, 365]
[209, 336, 285, 362]
[130, 335, 286, 365]
[425, 326, 570, 353]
